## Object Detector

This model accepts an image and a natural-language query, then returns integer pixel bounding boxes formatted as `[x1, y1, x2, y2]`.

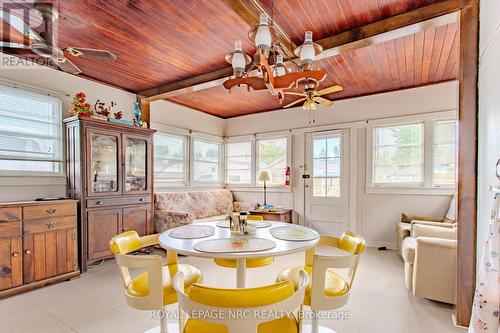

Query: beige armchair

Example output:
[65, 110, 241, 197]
[396, 194, 456, 256]
[401, 224, 457, 304]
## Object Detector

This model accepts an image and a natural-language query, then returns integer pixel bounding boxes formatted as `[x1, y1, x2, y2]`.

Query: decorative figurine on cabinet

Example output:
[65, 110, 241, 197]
[133, 101, 143, 127]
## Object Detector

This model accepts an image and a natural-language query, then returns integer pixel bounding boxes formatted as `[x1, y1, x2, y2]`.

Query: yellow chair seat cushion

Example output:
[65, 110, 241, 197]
[214, 257, 274, 268]
[276, 265, 349, 306]
[126, 263, 202, 306]
[184, 315, 298, 333]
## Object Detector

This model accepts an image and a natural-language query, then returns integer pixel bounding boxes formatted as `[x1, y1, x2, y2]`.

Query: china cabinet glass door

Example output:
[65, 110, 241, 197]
[88, 130, 121, 196]
[124, 135, 149, 193]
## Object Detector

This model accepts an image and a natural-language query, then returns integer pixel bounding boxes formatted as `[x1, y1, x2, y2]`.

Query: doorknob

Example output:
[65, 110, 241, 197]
[25, 249, 32, 254]
[12, 252, 20, 257]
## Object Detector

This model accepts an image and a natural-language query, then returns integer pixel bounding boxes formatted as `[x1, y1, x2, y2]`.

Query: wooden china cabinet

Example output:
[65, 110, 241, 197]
[64, 116, 155, 272]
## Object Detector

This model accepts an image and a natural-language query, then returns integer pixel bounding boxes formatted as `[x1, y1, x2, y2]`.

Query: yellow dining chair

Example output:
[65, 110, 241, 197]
[276, 231, 366, 333]
[173, 269, 309, 333]
[214, 215, 274, 269]
[109, 231, 203, 333]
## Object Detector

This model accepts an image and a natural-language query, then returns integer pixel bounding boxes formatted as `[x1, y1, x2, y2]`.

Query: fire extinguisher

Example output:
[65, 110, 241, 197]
[285, 167, 291, 186]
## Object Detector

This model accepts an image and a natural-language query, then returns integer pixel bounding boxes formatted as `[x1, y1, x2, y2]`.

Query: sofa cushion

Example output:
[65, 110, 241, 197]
[402, 237, 416, 263]
[155, 189, 233, 220]
[193, 214, 229, 224]
[155, 210, 194, 233]
[444, 194, 456, 223]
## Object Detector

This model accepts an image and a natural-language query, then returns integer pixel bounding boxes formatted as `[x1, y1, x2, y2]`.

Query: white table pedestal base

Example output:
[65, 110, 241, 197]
[236, 258, 246, 288]
[301, 324, 336, 333]
[144, 323, 179, 333]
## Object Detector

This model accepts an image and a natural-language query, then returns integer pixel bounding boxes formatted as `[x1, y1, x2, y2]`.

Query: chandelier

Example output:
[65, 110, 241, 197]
[223, 13, 328, 107]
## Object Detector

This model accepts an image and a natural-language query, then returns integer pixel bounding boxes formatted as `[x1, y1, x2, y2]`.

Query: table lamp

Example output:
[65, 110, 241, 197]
[257, 170, 271, 206]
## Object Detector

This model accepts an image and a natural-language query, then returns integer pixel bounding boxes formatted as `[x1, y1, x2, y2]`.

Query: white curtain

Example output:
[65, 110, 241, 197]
[468, 190, 500, 333]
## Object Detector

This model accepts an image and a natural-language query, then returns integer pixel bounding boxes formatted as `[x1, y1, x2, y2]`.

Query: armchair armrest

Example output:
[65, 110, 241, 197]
[411, 224, 457, 240]
[140, 233, 159, 248]
[411, 220, 455, 228]
[413, 237, 457, 304]
[154, 210, 194, 233]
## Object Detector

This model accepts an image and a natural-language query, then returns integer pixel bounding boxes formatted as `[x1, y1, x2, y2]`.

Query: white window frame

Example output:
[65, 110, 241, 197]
[366, 111, 457, 195]
[190, 132, 224, 186]
[432, 119, 458, 188]
[0, 84, 63, 178]
[153, 129, 189, 189]
[255, 131, 292, 188]
[224, 135, 255, 187]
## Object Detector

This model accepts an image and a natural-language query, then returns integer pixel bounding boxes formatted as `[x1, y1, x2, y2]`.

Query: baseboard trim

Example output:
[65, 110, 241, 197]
[365, 241, 397, 250]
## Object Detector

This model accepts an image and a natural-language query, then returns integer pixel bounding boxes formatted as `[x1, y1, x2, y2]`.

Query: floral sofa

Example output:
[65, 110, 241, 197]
[154, 189, 254, 232]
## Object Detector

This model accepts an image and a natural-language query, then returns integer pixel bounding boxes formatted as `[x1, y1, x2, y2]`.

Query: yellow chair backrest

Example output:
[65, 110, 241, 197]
[339, 231, 366, 255]
[109, 230, 143, 254]
[247, 215, 264, 221]
[188, 281, 294, 308]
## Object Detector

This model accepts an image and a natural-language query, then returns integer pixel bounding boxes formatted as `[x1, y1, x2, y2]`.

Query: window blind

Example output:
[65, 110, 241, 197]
[0, 85, 62, 173]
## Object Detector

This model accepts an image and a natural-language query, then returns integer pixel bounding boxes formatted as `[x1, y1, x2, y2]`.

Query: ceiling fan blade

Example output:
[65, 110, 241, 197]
[0, 10, 44, 42]
[283, 98, 306, 109]
[283, 91, 305, 97]
[55, 57, 82, 75]
[316, 85, 343, 96]
[63, 47, 117, 61]
[0, 41, 31, 49]
[315, 96, 334, 107]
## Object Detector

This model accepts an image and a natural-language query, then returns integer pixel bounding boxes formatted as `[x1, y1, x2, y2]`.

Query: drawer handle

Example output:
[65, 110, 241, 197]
[139, 198, 144, 202]
[46, 208, 56, 214]
[12, 251, 20, 257]
[96, 201, 103, 205]
[47, 221, 56, 229]
[25, 249, 32, 255]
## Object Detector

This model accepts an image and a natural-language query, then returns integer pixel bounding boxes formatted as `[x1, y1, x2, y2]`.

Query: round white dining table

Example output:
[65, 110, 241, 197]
[159, 221, 319, 288]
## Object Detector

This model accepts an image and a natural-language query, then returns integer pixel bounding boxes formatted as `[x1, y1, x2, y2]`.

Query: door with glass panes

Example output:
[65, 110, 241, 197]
[305, 129, 349, 236]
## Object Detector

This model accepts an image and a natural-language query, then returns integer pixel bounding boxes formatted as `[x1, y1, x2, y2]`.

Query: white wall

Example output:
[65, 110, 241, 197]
[0, 53, 136, 202]
[478, 2, 500, 263]
[150, 100, 224, 136]
[227, 82, 458, 248]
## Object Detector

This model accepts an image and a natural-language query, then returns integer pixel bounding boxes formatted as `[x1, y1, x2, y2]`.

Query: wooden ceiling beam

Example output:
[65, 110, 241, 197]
[139, 0, 464, 102]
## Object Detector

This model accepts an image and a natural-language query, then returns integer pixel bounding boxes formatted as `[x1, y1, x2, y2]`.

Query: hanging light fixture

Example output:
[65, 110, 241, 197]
[294, 31, 323, 71]
[274, 54, 287, 76]
[223, 3, 332, 106]
[248, 13, 277, 59]
[225, 41, 251, 78]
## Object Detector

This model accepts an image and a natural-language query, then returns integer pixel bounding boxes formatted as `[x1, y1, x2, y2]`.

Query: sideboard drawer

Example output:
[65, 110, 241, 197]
[23, 216, 77, 234]
[23, 203, 76, 220]
[87, 196, 151, 208]
[0, 207, 21, 222]
[0, 222, 22, 238]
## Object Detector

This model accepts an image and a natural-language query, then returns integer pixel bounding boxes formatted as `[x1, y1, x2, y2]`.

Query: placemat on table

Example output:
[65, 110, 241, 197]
[193, 237, 276, 253]
[269, 225, 318, 241]
[169, 225, 215, 239]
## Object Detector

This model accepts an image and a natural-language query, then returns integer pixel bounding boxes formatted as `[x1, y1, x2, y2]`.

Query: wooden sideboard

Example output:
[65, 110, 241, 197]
[0, 200, 80, 298]
[249, 209, 293, 223]
[64, 116, 156, 272]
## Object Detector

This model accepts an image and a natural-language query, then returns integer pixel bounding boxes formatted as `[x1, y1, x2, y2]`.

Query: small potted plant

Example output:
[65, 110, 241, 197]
[71, 92, 93, 118]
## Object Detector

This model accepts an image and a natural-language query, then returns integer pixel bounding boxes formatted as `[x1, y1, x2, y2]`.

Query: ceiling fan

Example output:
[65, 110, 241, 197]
[282, 84, 343, 110]
[0, 3, 116, 75]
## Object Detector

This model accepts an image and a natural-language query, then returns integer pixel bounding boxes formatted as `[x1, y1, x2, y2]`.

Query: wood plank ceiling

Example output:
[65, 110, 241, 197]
[0, 0, 459, 118]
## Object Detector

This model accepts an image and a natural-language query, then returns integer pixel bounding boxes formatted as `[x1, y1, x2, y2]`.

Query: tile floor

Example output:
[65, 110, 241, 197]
[0, 248, 465, 333]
